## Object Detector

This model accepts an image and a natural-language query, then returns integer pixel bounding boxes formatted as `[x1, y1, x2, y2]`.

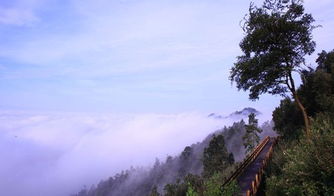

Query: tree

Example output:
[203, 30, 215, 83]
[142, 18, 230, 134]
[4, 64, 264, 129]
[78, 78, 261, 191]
[164, 184, 178, 196]
[299, 50, 334, 116]
[272, 50, 334, 139]
[203, 134, 234, 177]
[272, 98, 303, 139]
[316, 50, 334, 73]
[203, 173, 224, 196]
[266, 114, 334, 195]
[230, 0, 316, 138]
[149, 186, 160, 196]
[243, 113, 262, 153]
[186, 183, 199, 196]
[178, 146, 193, 177]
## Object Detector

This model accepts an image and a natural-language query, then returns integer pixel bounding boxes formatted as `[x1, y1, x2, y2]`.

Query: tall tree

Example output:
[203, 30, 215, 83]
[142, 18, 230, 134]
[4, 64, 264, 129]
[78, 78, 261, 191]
[203, 134, 234, 178]
[243, 113, 262, 153]
[298, 50, 334, 116]
[230, 0, 316, 138]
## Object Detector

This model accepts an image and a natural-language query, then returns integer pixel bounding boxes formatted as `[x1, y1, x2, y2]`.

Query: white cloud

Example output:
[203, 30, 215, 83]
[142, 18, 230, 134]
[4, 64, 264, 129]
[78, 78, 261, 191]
[0, 0, 44, 26]
[0, 7, 38, 26]
[0, 110, 232, 196]
[0, 0, 244, 78]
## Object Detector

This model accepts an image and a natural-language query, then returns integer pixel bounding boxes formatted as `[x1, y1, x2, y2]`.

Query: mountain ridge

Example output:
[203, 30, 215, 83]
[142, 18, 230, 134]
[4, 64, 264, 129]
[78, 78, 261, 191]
[208, 107, 261, 119]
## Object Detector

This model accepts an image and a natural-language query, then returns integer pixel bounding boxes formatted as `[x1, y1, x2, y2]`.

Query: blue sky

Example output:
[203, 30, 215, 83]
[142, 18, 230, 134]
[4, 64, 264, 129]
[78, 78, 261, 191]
[0, 0, 333, 114]
[0, 1, 333, 195]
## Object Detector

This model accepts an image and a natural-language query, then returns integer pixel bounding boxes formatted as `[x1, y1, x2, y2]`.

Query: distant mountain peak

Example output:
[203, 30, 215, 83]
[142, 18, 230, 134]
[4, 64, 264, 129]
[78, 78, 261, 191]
[207, 107, 260, 120]
[229, 107, 261, 117]
[207, 113, 223, 119]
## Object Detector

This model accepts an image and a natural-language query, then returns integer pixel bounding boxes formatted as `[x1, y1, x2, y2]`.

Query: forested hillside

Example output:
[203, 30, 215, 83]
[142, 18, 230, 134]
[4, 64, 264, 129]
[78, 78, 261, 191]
[265, 49, 334, 195]
[226, 0, 334, 194]
[72, 114, 274, 196]
[73, 1, 334, 195]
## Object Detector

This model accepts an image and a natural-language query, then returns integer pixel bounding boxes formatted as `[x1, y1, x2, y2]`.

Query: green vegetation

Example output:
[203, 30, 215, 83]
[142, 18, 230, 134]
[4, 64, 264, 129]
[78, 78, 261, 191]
[221, 180, 240, 196]
[230, 0, 316, 137]
[267, 115, 334, 195]
[74, 0, 334, 195]
[73, 119, 257, 196]
[243, 113, 262, 154]
[186, 183, 198, 196]
[265, 49, 334, 195]
[163, 133, 239, 196]
[203, 134, 234, 178]
[203, 173, 223, 196]
[230, 0, 334, 195]
[184, 172, 240, 196]
[272, 98, 303, 140]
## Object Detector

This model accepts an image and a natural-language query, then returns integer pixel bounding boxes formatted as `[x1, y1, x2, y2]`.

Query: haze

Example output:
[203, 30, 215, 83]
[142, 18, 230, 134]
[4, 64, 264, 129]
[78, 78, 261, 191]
[0, 0, 333, 195]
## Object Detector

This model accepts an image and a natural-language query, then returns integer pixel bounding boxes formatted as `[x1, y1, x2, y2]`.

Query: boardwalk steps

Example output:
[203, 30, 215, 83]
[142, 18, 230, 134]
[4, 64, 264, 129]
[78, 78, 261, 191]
[222, 136, 278, 196]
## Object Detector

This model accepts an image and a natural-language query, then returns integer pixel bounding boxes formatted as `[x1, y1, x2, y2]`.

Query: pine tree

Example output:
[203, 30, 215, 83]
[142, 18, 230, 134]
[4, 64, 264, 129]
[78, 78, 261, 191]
[243, 113, 262, 154]
[203, 134, 234, 177]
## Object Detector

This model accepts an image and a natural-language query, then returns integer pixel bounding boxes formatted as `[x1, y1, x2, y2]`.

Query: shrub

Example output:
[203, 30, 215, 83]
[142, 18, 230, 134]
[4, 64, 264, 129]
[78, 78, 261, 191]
[266, 115, 334, 195]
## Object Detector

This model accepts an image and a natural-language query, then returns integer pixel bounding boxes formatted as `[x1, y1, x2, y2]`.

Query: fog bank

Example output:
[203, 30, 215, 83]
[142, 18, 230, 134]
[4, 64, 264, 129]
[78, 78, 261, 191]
[0, 110, 250, 196]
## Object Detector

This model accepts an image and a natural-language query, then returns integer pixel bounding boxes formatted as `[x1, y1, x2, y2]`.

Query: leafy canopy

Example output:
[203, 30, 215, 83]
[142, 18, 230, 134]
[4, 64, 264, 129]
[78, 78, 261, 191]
[230, 0, 316, 100]
[266, 114, 334, 195]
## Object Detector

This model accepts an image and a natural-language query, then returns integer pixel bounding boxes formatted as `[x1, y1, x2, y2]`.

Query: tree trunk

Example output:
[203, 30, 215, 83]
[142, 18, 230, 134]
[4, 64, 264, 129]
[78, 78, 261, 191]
[293, 91, 311, 139]
[287, 72, 311, 139]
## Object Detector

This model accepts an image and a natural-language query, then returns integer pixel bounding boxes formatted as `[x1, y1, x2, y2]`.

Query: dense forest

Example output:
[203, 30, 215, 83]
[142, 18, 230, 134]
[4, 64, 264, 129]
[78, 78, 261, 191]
[72, 109, 275, 196]
[264, 49, 334, 195]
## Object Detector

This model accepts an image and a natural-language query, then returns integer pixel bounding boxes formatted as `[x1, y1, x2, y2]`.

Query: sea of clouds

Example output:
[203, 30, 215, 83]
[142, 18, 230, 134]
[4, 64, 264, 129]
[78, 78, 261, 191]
[0, 110, 249, 196]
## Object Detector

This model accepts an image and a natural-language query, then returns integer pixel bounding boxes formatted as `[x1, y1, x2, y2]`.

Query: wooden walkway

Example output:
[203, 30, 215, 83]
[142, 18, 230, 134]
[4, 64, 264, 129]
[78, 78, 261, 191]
[222, 136, 277, 196]
[237, 138, 274, 195]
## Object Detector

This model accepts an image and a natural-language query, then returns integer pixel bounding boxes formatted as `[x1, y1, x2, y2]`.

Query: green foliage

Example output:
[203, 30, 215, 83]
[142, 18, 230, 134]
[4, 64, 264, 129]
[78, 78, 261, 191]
[221, 180, 240, 196]
[272, 98, 304, 139]
[316, 50, 334, 74]
[264, 140, 290, 178]
[203, 173, 240, 196]
[243, 113, 262, 153]
[163, 184, 178, 196]
[185, 172, 240, 196]
[266, 115, 334, 195]
[203, 173, 223, 196]
[203, 134, 234, 178]
[184, 174, 204, 194]
[149, 186, 161, 196]
[299, 50, 334, 115]
[186, 183, 199, 196]
[273, 49, 334, 140]
[230, 0, 316, 100]
[267, 49, 334, 195]
[73, 116, 250, 196]
[163, 182, 187, 196]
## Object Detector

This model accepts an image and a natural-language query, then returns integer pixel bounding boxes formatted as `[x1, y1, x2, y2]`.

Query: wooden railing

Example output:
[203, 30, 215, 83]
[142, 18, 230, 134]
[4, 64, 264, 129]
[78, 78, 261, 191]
[245, 137, 278, 196]
[222, 136, 270, 187]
